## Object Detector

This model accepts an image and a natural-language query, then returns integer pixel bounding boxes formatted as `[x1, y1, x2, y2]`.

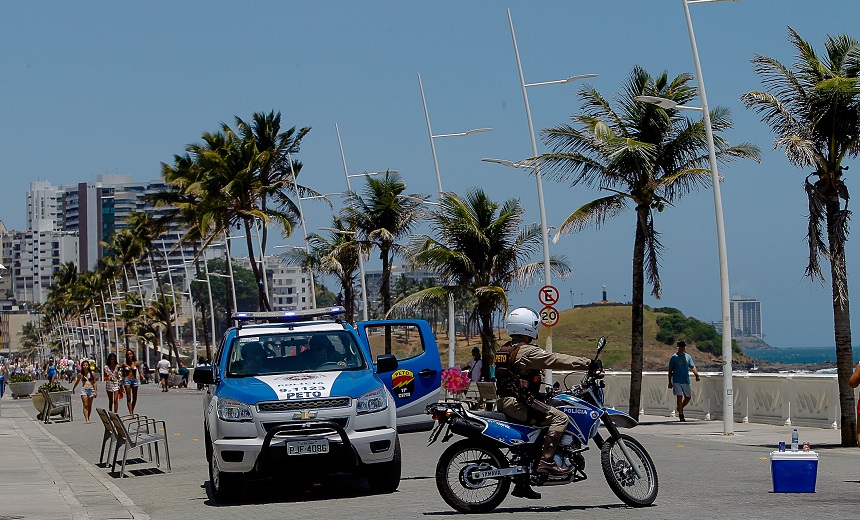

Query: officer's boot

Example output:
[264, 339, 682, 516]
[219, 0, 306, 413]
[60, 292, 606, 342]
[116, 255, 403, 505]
[536, 430, 572, 476]
[511, 477, 540, 500]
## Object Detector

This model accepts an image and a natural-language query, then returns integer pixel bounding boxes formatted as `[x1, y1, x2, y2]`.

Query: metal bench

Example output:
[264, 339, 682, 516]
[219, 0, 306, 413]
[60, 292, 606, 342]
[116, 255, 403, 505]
[41, 389, 73, 424]
[108, 410, 171, 478]
[476, 382, 499, 411]
[96, 408, 147, 467]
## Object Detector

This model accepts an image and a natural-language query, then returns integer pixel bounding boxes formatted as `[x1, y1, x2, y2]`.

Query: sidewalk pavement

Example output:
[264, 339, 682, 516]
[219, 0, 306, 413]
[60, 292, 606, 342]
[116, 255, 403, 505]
[0, 396, 149, 520]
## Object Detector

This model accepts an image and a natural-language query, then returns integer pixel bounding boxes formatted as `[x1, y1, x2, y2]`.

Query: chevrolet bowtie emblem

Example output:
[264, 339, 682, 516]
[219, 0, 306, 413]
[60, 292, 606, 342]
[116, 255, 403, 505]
[293, 410, 318, 420]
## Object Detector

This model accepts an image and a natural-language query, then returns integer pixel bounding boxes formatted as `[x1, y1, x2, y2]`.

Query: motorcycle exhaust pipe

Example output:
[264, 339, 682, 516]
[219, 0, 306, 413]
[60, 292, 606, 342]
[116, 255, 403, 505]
[449, 416, 486, 438]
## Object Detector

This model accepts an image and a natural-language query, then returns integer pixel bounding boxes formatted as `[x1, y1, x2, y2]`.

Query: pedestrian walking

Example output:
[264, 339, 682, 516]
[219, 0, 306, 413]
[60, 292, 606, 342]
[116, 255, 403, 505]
[196, 358, 208, 390]
[668, 340, 700, 422]
[46, 358, 57, 384]
[122, 350, 141, 415]
[0, 360, 7, 398]
[157, 355, 171, 392]
[465, 347, 483, 383]
[102, 353, 121, 413]
[178, 361, 189, 388]
[72, 361, 97, 424]
[850, 360, 860, 447]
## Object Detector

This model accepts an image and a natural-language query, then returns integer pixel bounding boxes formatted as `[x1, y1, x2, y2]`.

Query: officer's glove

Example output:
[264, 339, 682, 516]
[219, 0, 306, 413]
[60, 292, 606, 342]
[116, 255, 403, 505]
[588, 359, 604, 378]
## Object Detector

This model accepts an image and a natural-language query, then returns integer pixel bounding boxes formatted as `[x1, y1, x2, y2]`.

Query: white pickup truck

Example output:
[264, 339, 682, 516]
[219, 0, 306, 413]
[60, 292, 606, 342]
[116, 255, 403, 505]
[193, 306, 442, 502]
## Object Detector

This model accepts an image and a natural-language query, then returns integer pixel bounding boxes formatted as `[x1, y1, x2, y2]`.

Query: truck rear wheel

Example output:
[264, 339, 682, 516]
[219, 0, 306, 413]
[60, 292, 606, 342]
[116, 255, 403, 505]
[365, 436, 401, 493]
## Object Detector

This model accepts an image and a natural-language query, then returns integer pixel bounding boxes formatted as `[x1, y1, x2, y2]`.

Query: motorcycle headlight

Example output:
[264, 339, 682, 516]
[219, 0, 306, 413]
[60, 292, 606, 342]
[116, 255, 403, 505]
[356, 386, 388, 415]
[217, 398, 253, 422]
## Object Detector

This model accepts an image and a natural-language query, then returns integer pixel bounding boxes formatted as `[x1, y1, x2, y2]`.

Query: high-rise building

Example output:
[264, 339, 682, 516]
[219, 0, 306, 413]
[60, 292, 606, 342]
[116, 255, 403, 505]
[7, 229, 79, 303]
[730, 295, 762, 339]
[24, 176, 193, 275]
[26, 181, 63, 232]
[233, 256, 312, 312]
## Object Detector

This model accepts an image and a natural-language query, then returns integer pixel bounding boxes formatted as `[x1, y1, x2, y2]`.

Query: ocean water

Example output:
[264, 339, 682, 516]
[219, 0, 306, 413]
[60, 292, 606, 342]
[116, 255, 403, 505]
[745, 347, 860, 365]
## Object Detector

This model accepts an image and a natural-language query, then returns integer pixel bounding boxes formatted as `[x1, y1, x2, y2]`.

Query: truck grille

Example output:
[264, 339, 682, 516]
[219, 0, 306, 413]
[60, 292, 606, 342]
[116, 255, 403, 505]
[263, 417, 349, 433]
[257, 397, 351, 412]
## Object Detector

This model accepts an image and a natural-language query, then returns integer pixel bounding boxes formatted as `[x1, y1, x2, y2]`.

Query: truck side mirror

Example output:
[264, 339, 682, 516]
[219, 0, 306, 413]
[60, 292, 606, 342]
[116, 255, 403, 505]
[193, 366, 214, 385]
[376, 354, 398, 374]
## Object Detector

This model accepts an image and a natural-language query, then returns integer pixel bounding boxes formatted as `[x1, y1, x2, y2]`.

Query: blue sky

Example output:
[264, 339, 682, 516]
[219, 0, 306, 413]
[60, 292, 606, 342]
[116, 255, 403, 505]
[1, 1, 858, 348]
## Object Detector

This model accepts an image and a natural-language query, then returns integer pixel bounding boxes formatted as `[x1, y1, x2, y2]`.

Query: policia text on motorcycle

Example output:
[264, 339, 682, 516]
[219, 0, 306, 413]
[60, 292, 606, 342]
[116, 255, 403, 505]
[495, 307, 596, 499]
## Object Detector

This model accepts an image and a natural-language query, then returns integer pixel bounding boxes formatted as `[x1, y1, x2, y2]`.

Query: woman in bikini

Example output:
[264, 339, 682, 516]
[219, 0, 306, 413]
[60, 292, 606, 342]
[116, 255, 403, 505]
[72, 361, 98, 424]
[102, 353, 121, 413]
[122, 350, 141, 415]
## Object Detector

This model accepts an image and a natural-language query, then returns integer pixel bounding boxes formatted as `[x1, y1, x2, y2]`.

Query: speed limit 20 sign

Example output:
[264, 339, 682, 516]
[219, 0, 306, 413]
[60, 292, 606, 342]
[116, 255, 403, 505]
[539, 306, 560, 327]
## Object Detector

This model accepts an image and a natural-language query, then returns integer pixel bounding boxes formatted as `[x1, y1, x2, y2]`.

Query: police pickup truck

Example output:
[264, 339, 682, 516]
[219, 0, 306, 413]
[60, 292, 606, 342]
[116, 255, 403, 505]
[193, 306, 442, 502]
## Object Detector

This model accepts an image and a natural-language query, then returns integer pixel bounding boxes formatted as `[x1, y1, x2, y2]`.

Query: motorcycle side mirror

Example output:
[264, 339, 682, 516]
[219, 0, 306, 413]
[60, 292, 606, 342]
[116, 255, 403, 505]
[595, 336, 606, 357]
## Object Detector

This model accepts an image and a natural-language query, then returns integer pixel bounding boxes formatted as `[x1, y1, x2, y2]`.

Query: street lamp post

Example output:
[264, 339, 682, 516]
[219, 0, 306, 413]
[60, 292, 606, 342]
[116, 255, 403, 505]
[506, 8, 597, 384]
[633, 0, 736, 435]
[683, 0, 734, 435]
[336, 122, 396, 321]
[418, 72, 491, 369]
[285, 151, 317, 309]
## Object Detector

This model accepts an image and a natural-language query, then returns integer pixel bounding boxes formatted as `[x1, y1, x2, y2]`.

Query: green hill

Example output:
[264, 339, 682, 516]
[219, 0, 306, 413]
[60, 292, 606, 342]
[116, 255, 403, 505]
[438, 303, 738, 370]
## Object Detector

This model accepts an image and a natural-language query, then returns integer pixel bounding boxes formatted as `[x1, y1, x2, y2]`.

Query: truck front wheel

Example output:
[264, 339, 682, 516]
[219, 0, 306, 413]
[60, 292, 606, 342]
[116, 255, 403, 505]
[209, 443, 243, 503]
[365, 436, 401, 493]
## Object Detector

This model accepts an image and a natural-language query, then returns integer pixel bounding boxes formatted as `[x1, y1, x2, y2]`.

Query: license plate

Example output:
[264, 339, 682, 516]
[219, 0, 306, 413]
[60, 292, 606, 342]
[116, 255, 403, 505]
[286, 439, 329, 456]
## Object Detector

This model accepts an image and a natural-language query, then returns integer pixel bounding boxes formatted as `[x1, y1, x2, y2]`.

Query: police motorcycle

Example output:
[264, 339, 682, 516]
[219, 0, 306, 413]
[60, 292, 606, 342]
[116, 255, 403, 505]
[426, 337, 658, 513]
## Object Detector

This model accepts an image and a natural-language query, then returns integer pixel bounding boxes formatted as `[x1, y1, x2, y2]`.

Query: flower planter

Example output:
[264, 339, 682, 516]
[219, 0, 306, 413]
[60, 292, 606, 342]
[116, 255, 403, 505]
[8, 381, 36, 399]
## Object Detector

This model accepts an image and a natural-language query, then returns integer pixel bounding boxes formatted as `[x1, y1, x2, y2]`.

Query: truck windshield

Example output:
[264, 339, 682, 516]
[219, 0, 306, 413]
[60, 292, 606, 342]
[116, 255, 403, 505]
[226, 330, 366, 377]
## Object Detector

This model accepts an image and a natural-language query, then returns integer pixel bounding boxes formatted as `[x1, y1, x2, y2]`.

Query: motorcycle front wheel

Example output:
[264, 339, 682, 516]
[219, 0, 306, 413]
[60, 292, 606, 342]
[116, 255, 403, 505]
[436, 439, 511, 513]
[600, 433, 658, 507]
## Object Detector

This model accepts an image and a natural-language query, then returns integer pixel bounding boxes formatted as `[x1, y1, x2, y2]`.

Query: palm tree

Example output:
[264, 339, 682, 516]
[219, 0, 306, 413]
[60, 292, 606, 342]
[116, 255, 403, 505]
[235, 111, 310, 263]
[281, 217, 362, 323]
[537, 66, 760, 420]
[392, 189, 569, 370]
[18, 321, 42, 358]
[124, 212, 180, 364]
[343, 172, 426, 353]
[741, 28, 860, 446]
[172, 112, 314, 311]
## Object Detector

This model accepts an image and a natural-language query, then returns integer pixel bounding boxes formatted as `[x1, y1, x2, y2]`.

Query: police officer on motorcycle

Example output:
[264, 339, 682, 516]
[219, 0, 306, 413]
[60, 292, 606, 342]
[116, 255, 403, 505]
[495, 307, 593, 499]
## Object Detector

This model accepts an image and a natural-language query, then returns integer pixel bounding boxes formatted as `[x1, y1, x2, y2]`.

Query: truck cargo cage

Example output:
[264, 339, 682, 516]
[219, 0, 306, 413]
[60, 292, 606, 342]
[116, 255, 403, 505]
[233, 306, 346, 327]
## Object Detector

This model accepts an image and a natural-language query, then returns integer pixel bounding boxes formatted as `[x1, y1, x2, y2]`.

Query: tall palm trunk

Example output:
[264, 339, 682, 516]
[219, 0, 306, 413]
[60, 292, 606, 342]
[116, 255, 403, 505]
[628, 205, 648, 421]
[381, 245, 392, 353]
[342, 277, 355, 324]
[192, 243, 212, 362]
[152, 255, 181, 365]
[478, 307, 495, 382]
[243, 219, 271, 311]
[826, 201, 856, 446]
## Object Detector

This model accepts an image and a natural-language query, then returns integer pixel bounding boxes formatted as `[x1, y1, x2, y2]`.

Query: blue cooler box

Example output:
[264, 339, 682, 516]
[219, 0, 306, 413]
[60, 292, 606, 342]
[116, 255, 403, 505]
[770, 450, 818, 493]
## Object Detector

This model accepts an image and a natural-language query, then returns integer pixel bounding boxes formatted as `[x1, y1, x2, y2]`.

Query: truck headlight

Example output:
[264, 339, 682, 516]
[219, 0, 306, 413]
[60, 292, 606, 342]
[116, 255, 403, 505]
[217, 398, 253, 422]
[356, 386, 388, 415]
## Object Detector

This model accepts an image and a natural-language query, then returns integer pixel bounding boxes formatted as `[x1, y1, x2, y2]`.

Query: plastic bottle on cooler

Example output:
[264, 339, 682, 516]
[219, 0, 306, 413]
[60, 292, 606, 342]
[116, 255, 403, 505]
[791, 428, 799, 452]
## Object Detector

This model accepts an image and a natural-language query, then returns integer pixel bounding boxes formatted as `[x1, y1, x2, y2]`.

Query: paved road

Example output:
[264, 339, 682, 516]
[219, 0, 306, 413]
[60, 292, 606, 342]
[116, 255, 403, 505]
[3, 382, 860, 519]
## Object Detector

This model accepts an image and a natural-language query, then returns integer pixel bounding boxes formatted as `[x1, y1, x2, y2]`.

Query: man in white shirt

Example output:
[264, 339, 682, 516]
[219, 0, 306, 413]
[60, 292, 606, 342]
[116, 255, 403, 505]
[156, 355, 171, 393]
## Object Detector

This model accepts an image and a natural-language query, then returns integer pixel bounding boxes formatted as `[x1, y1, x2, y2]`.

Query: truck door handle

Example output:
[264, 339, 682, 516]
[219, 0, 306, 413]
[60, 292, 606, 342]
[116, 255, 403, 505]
[418, 369, 437, 378]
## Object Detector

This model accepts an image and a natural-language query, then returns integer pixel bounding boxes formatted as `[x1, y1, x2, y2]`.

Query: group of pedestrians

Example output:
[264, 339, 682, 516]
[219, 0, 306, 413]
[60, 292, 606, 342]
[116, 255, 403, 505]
[0, 350, 195, 424]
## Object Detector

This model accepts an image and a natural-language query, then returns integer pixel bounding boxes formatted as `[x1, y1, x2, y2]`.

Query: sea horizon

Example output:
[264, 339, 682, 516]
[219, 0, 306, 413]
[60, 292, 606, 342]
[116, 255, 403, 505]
[744, 346, 860, 365]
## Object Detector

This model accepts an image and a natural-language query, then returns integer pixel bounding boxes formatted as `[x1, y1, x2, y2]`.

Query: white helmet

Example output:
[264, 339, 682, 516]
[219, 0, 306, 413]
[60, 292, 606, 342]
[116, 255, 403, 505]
[505, 307, 540, 339]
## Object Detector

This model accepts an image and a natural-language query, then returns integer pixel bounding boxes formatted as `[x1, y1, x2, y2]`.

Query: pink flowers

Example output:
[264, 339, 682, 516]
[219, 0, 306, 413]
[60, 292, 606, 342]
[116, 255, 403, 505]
[441, 366, 470, 395]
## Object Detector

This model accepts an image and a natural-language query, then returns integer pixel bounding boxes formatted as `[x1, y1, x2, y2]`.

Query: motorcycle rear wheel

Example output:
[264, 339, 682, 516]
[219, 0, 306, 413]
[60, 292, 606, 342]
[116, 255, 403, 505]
[600, 433, 658, 506]
[436, 439, 511, 513]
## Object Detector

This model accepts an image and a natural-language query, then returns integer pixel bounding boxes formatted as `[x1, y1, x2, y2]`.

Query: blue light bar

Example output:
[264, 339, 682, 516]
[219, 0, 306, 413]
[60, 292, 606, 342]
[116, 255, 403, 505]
[232, 306, 346, 323]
